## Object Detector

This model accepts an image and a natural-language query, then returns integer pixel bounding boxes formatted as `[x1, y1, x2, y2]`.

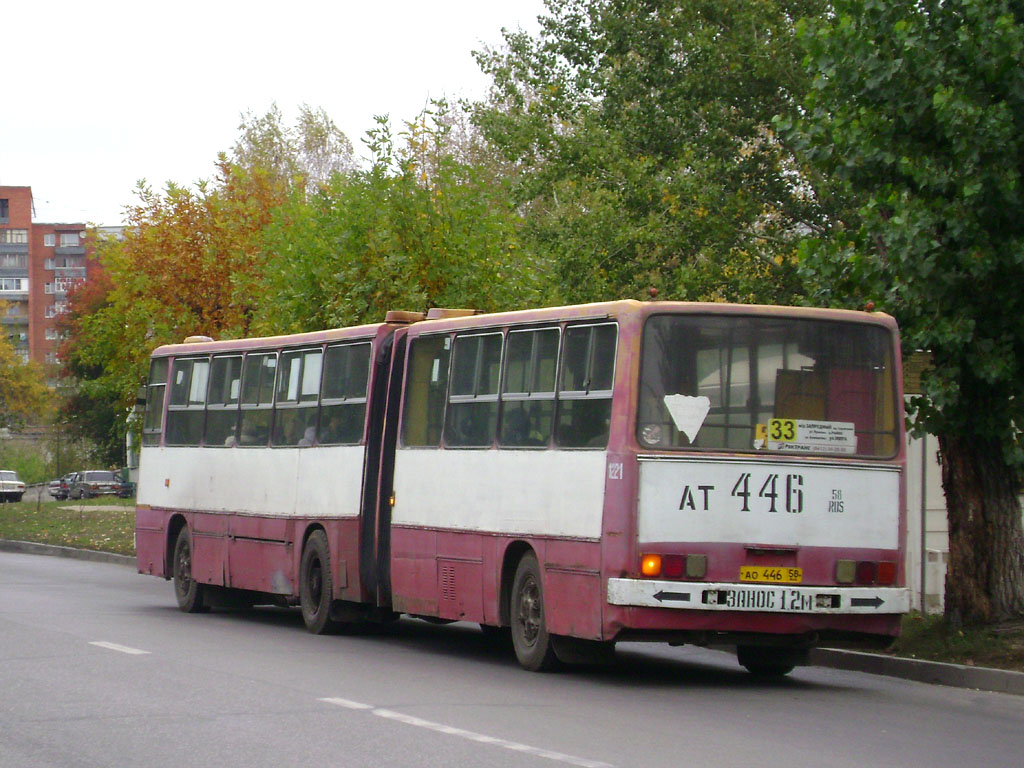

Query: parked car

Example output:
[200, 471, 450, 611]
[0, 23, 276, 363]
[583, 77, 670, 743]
[0, 470, 26, 503]
[114, 475, 135, 498]
[69, 470, 121, 499]
[48, 473, 76, 500]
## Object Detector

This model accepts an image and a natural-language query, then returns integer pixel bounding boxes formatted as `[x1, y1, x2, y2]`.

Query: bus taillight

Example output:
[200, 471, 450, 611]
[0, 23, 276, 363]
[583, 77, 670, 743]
[856, 561, 877, 584]
[877, 561, 897, 585]
[837, 559, 896, 585]
[641, 554, 662, 577]
[640, 554, 706, 579]
[662, 554, 684, 578]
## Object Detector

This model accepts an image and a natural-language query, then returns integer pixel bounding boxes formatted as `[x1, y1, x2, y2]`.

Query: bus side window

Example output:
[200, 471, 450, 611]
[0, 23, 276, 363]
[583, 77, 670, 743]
[402, 335, 451, 447]
[273, 348, 322, 447]
[319, 342, 371, 445]
[445, 333, 502, 448]
[556, 324, 616, 448]
[205, 355, 242, 446]
[500, 328, 558, 447]
[165, 357, 209, 446]
[239, 353, 276, 446]
[142, 358, 169, 446]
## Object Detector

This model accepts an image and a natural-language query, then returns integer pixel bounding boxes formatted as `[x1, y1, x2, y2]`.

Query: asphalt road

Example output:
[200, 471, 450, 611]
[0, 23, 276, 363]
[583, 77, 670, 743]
[3, 552, 1024, 768]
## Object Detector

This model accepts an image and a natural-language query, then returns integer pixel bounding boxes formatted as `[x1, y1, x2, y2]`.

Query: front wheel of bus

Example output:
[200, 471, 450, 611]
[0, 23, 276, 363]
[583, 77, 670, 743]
[510, 552, 559, 672]
[299, 530, 343, 635]
[173, 527, 208, 614]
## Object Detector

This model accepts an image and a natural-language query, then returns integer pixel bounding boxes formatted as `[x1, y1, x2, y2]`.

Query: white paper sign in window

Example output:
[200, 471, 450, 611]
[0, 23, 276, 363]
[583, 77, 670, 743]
[663, 395, 711, 443]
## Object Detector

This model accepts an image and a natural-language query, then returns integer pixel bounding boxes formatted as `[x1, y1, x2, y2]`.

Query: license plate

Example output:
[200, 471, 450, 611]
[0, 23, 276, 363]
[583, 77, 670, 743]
[739, 566, 803, 584]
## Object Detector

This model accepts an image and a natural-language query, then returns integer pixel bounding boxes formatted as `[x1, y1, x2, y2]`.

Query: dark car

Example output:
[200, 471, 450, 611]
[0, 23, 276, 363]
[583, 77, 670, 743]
[114, 475, 135, 498]
[48, 473, 76, 500]
[69, 470, 121, 499]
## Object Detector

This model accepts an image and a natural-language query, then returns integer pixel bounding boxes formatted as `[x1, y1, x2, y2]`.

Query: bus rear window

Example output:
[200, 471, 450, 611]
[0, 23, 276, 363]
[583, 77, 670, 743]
[637, 315, 898, 458]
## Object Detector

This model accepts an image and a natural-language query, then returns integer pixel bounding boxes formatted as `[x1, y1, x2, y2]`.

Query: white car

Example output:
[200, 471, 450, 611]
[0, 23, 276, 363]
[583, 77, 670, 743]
[0, 470, 25, 502]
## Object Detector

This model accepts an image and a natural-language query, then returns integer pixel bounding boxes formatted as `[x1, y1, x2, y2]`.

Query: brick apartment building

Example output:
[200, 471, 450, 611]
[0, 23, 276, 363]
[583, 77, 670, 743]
[0, 185, 105, 376]
[0, 185, 102, 376]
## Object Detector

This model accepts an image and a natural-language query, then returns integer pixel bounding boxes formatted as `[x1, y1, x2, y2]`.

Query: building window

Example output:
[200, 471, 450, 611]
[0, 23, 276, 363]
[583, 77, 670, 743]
[0, 229, 28, 244]
[59, 233, 80, 247]
[0, 277, 28, 292]
[0, 253, 27, 268]
[44, 234, 56, 247]
[0, 199, 8, 223]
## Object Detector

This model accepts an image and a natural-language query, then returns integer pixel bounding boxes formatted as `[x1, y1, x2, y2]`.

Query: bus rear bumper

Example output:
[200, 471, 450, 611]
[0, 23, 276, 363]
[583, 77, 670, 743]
[607, 578, 911, 615]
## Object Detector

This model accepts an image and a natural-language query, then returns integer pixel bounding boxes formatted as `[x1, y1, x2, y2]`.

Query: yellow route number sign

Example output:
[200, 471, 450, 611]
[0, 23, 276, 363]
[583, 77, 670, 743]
[768, 418, 797, 442]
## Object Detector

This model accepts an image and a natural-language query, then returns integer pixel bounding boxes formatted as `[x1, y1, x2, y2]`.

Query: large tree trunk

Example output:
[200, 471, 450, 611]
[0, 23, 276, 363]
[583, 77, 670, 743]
[939, 433, 1024, 626]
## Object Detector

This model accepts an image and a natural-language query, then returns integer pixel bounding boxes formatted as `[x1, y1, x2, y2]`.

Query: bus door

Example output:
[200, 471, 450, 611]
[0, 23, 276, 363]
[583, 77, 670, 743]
[374, 333, 408, 607]
[357, 331, 407, 608]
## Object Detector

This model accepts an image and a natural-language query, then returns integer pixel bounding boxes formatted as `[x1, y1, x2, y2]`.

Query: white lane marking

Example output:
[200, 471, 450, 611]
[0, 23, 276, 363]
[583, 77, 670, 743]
[319, 698, 613, 768]
[318, 697, 374, 710]
[89, 641, 151, 655]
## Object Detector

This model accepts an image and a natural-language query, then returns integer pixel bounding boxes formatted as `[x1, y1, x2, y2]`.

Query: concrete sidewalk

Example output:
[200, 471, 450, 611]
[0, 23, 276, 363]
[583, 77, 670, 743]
[3, 538, 1023, 695]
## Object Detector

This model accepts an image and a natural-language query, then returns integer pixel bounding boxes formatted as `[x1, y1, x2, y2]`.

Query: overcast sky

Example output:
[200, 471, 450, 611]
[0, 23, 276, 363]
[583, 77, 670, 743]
[1, 0, 548, 226]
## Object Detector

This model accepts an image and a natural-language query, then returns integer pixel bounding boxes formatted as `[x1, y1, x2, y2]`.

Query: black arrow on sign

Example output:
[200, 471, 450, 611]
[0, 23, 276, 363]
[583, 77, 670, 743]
[653, 590, 691, 603]
[851, 596, 884, 608]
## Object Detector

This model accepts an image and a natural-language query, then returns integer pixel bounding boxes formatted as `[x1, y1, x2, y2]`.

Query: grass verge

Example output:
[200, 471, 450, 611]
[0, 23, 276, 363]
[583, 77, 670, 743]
[884, 612, 1024, 674]
[0, 496, 135, 556]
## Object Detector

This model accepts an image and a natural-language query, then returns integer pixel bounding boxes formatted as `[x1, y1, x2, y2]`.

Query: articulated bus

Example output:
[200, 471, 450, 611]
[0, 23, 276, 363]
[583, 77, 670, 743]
[136, 300, 910, 674]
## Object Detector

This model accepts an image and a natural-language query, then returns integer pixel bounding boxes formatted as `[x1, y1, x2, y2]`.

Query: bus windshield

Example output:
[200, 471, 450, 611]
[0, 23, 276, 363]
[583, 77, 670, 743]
[637, 314, 898, 458]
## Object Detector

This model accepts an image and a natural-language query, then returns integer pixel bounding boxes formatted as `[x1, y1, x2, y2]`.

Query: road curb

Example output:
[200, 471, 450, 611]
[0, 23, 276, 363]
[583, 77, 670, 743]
[2, 540, 1022, 695]
[0, 539, 135, 567]
[810, 648, 1024, 695]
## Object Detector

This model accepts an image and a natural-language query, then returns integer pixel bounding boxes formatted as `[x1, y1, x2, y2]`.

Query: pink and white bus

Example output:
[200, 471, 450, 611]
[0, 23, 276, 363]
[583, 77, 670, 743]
[136, 300, 909, 674]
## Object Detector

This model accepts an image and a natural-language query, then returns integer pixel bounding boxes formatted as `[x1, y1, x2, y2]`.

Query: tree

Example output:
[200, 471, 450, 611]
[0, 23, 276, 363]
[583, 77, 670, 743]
[0, 316, 51, 430]
[61, 106, 355, 454]
[253, 105, 551, 333]
[472, 0, 828, 304]
[790, 0, 1024, 624]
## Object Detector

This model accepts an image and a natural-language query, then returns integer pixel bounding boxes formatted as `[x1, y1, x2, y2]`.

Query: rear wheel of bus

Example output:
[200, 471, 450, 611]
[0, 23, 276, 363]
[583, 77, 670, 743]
[510, 552, 559, 671]
[299, 530, 344, 635]
[172, 527, 208, 613]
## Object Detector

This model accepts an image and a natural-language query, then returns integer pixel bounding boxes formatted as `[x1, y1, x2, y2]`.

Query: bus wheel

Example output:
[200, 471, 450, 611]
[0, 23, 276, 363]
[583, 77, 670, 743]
[172, 527, 208, 614]
[510, 552, 559, 671]
[299, 530, 342, 635]
[736, 645, 805, 677]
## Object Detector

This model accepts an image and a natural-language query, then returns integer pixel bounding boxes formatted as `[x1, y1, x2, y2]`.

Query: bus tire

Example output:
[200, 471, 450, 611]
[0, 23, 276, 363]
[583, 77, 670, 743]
[510, 552, 559, 672]
[736, 645, 805, 677]
[172, 527, 209, 614]
[299, 530, 343, 635]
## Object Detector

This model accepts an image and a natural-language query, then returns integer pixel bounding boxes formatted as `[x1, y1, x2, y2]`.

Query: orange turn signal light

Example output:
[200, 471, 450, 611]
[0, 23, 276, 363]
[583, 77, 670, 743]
[641, 554, 662, 577]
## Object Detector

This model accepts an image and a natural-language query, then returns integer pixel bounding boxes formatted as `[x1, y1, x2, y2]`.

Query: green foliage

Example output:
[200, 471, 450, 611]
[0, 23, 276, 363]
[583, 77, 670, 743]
[0, 442, 48, 484]
[253, 106, 551, 333]
[472, 0, 828, 304]
[791, 0, 1024, 468]
[0, 317, 52, 430]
